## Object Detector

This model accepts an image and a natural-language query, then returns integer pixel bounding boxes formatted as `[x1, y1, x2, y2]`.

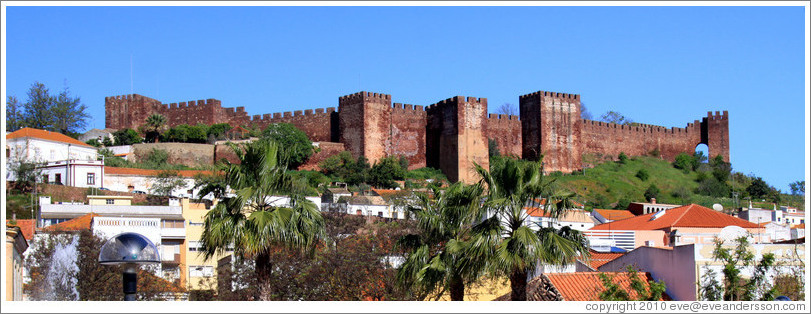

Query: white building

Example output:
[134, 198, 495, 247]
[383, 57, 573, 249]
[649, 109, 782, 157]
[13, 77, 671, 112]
[525, 208, 596, 232]
[39, 195, 186, 282]
[103, 167, 210, 199]
[6, 128, 102, 188]
[346, 195, 391, 218]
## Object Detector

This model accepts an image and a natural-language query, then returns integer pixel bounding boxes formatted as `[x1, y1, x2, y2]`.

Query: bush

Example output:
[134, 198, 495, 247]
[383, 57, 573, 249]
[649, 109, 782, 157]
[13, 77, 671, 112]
[644, 184, 660, 202]
[261, 123, 313, 168]
[673, 152, 696, 172]
[635, 169, 649, 181]
[369, 156, 407, 189]
[113, 128, 143, 145]
[618, 152, 628, 164]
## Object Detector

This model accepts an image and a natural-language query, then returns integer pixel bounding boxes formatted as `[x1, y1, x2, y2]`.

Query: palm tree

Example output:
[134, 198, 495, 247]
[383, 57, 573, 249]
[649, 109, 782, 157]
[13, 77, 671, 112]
[141, 113, 168, 143]
[396, 182, 488, 301]
[472, 157, 587, 301]
[198, 140, 325, 300]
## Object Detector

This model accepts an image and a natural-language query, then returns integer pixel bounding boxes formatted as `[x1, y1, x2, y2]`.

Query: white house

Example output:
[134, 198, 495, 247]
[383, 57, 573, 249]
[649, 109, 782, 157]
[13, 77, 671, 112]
[103, 167, 212, 199]
[525, 207, 596, 232]
[6, 128, 102, 188]
[346, 195, 391, 218]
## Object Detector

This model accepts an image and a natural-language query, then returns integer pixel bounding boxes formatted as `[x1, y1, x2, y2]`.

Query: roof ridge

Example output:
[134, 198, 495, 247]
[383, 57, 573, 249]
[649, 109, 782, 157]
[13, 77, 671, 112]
[669, 204, 694, 228]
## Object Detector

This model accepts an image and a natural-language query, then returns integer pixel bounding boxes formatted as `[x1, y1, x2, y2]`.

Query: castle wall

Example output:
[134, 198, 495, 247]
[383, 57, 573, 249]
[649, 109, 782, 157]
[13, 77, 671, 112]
[580, 120, 701, 162]
[243, 107, 336, 142]
[298, 142, 347, 171]
[703, 111, 730, 162]
[391, 103, 427, 169]
[485, 114, 522, 158]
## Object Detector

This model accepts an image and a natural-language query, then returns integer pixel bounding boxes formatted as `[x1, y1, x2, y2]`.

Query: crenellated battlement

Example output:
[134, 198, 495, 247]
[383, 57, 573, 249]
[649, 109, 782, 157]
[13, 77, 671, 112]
[582, 119, 696, 135]
[339, 91, 392, 103]
[161, 98, 222, 111]
[427, 95, 488, 112]
[706, 110, 729, 121]
[488, 113, 520, 120]
[519, 90, 580, 101]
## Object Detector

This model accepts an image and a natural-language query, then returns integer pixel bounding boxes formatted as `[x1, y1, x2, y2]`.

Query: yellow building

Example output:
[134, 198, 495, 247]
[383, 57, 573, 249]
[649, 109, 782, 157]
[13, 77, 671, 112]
[86, 195, 133, 206]
[428, 277, 511, 301]
[5, 224, 29, 301]
[181, 199, 231, 293]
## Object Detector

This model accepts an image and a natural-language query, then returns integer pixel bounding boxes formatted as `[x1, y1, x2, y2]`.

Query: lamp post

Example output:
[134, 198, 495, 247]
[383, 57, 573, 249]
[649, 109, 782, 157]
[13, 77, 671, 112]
[98, 232, 160, 301]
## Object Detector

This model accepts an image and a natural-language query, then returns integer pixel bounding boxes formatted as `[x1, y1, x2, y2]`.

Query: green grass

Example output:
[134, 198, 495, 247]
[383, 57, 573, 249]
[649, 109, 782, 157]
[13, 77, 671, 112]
[552, 156, 735, 209]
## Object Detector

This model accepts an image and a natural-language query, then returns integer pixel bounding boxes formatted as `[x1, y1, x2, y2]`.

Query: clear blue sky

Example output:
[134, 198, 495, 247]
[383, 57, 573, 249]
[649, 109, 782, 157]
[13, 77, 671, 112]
[4, 5, 807, 192]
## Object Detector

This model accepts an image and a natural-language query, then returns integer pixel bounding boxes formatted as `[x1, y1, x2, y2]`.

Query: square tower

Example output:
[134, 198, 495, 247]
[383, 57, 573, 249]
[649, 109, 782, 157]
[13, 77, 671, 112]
[338, 91, 392, 165]
[519, 91, 582, 173]
[426, 96, 489, 183]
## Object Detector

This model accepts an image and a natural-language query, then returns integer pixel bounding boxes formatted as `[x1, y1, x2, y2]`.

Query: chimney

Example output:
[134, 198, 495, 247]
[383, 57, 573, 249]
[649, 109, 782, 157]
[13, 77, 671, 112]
[650, 198, 657, 204]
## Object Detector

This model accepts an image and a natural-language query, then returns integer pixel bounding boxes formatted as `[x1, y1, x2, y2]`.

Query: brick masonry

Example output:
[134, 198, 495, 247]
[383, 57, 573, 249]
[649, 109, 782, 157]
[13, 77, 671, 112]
[105, 90, 729, 182]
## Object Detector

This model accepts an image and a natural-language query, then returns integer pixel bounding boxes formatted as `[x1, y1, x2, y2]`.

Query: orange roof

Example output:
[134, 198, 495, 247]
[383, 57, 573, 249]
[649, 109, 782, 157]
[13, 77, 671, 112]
[42, 213, 99, 232]
[371, 188, 399, 197]
[6, 219, 36, 240]
[105, 167, 216, 178]
[590, 204, 761, 231]
[579, 249, 626, 270]
[6, 127, 93, 147]
[594, 209, 636, 221]
[545, 272, 668, 301]
[792, 224, 805, 229]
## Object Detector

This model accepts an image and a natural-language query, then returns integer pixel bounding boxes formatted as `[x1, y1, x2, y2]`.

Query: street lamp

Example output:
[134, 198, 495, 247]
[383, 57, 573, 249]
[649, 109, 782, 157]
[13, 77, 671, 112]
[98, 232, 160, 301]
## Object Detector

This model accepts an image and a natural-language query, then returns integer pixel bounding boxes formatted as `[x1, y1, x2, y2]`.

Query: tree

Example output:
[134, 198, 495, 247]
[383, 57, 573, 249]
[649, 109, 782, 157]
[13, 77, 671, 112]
[22, 82, 55, 130]
[149, 170, 188, 197]
[8, 140, 43, 193]
[789, 180, 805, 196]
[396, 183, 487, 301]
[472, 157, 580, 300]
[51, 86, 90, 134]
[497, 103, 517, 116]
[673, 152, 696, 172]
[207, 123, 232, 140]
[261, 123, 313, 168]
[600, 111, 633, 125]
[6, 96, 22, 132]
[141, 114, 168, 143]
[198, 140, 325, 301]
[599, 265, 666, 301]
[369, 156, 407, 189]
[746, 177, 771, 200]
[580, 102, 593, 120]
[644, 184, 660, 202]
[700, 237, 778, 301]
[113, 128, 143, 145]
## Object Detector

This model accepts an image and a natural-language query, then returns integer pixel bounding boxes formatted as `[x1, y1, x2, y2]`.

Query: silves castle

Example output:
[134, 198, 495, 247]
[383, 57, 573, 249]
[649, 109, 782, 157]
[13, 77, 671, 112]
[105, 90, 729, 183]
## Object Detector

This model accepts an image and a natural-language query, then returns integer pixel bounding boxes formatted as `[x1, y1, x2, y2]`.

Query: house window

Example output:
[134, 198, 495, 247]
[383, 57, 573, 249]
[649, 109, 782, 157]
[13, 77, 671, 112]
[43, 174, 49, 183]
[106, 199, 114, 205]
[55, 174, 61, 184]
[392, 212, 398, 219]
[189, 265, 213, 277]
[87, 173, 95, 185]
[188, 241, 202, 252]
[378, 211, 383, 217]
[162, 220, 184, 228]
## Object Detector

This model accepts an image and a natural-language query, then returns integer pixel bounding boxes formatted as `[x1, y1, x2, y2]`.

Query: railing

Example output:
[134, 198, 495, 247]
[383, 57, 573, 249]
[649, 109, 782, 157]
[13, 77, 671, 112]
[583, 230, 636, 252]
[95, 217, 159, 228]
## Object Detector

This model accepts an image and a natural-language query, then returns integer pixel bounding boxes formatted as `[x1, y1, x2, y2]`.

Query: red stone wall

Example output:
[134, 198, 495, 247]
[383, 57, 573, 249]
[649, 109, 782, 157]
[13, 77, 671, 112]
[581, 120, 702, 162]
[484, 114, 522, 158]
[703, 111, 730, 162]
[298, 142, 347, 171]
[520, 91, 583, 173]
[391, 103, 427, 169]
[242, 108, 336, 142]
[338, 92, 392, 165]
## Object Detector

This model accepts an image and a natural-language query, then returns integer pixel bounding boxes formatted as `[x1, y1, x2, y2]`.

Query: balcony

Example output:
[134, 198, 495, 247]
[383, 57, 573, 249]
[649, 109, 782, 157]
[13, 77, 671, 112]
[162, 253, 181, 265]
[161, 227, 186, 239]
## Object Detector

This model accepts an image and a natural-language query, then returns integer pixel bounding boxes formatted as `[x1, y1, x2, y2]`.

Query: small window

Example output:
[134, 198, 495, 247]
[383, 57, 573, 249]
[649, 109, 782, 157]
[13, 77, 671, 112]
[43, 174, 49, 183]
[188, 241, 202, 252]
[55, 174, 61, 184]
[87, 173, 95, 185]
[106, 199, 114, 205]
[378, 211, 383, 217]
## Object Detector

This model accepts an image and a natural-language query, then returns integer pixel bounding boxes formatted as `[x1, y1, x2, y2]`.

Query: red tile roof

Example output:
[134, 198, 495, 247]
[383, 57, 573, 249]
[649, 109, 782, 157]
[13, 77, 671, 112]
[105, 167, 216, 178]
[545, 272, 668, 301]
[41, 213, 98, 232]
[6, 127, 93, 147]
[590, 204, 760, 231]
[792, 224, 805, 229]
[579, 249, 626, 270]
[5, 219, 36, 240]
[594, 209, 636, 221]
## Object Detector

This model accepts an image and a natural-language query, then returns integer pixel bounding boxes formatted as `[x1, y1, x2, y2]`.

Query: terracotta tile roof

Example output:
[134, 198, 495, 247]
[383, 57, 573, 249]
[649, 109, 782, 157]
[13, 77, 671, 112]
[6, 127, 93, 147]
[105, 167, 215, 178]
[792, 224, 805, 229]
[525, 208, 593, 223]
[5, 219, 36, 240]
[594, 209, 636, 221]
[41, 213, 99, 232]
[590, 204, 761, 231]
[544, 272, 668, 301]
[579, 249, 626, 270]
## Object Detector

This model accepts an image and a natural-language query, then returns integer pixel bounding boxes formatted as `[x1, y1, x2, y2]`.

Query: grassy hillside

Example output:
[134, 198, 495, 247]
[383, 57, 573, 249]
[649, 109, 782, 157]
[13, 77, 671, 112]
[550, 156, 735, 210]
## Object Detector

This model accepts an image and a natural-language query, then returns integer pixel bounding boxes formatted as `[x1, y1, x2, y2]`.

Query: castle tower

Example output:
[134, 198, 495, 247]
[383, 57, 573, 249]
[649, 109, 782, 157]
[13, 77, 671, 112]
[338, 91, 392, 165]
[105, 94, 164, 130]
[426, 96, 489, 183]
[702, 111, 730, 162]
[519, 91, 582, 173]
